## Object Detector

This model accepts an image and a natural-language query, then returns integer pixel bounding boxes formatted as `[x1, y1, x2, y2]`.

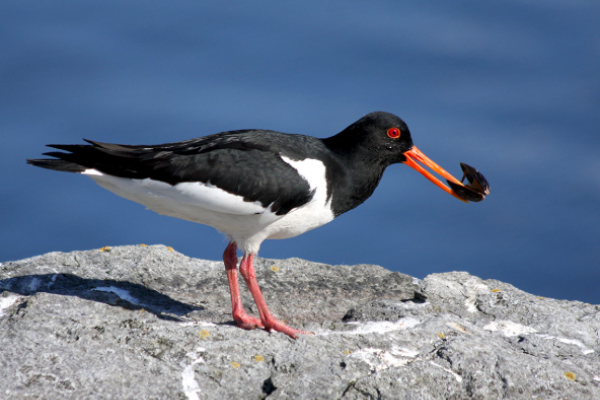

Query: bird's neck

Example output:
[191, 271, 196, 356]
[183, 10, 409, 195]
[321, 138, 390, 217]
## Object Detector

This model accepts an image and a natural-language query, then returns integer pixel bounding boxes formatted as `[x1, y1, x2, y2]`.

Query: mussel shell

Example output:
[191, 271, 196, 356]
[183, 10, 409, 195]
[447, 180, 486, 202]
[460, 163, 490, 195]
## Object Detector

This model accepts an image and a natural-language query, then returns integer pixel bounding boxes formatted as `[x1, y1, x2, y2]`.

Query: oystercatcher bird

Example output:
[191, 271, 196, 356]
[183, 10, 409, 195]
[27, 111, 488, 338]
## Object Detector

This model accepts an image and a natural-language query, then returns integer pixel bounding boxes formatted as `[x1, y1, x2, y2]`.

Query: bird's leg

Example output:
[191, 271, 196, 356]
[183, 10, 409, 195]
[239, 253, 312, 338]
[223, 242, 263, 329]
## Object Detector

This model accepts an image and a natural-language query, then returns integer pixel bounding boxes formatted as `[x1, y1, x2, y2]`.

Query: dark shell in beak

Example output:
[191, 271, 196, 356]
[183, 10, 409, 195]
[446, 163, 490, 202]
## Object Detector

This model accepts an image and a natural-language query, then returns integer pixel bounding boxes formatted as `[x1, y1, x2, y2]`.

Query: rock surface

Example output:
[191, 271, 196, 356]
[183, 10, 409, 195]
[1, 245, 599, 399]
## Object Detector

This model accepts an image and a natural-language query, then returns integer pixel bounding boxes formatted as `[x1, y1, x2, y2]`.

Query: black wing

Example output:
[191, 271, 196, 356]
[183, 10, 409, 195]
[28, 130, 328, 215]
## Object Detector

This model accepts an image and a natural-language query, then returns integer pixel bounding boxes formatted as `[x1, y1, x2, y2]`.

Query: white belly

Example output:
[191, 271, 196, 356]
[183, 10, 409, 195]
[84, 156, 334, 254]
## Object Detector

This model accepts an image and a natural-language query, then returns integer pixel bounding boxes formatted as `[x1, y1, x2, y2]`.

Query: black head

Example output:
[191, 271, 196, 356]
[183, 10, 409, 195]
[324, 112, 489, 204]
[324, 111, 414, 164]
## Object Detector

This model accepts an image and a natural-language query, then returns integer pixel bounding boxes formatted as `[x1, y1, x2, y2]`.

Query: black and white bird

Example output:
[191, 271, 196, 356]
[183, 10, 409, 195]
[28, 111, 487, 338]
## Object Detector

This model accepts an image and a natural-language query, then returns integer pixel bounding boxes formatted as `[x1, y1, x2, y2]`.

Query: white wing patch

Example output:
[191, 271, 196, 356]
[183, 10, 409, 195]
[82, 169, 268, 216]
[171, 181, 268, 215]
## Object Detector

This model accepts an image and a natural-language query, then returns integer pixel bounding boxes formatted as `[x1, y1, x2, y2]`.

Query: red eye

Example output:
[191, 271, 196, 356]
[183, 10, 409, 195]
[387, 127, 401, 139]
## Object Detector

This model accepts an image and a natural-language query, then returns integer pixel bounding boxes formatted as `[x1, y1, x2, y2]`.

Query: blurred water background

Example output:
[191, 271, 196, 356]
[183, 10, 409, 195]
[2, 1, 599, 303]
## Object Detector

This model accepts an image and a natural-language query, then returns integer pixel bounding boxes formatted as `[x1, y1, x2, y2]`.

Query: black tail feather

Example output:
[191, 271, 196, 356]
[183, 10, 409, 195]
[83, 139, 139, 151]
[26, 159, 86, 173]
[28, 140, 153, 178]
[47, 144, 90, 152]
[43, 151, 73, 158]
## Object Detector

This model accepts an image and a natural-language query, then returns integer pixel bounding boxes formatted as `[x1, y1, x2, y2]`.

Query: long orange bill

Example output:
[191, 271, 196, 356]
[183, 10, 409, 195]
[402, 146, 468, 203]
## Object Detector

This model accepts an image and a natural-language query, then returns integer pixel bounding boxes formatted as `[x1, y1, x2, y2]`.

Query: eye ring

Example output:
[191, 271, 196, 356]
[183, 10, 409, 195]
[387, 127, 401, 139]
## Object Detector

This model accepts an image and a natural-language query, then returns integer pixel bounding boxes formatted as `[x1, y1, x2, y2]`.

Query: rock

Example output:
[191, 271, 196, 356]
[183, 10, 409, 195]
[1, 245, 598, 399]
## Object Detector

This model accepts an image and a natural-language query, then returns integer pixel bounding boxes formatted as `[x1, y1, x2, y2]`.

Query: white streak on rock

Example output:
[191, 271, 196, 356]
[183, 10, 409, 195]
[182, 348, 206, 400]
[0, 295, 21, 318]
[483, 320, 537, 337]
[92, 286, 140, 305]
[536, 334, 594, 355]
[392, 347, 420, 358]
[351, 346, 418, 373]
[179, 321, 217, 327]
[318, 318, 421, 336]
[429, 361, 463, 383]
[348, 318, 421, 335]
[447, 322, 470, 334]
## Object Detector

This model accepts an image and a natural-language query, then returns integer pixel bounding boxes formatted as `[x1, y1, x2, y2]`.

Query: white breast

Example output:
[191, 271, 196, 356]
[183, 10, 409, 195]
[262, 156, 334, 240]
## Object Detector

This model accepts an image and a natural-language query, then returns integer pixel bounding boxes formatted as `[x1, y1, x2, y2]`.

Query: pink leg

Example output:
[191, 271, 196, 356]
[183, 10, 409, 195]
[239, 253, 312, 338]
[223, 242, 263, 329]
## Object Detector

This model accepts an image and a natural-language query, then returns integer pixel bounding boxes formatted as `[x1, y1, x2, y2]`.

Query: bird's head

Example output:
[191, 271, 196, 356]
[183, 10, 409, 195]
[333, 111, 489, 203]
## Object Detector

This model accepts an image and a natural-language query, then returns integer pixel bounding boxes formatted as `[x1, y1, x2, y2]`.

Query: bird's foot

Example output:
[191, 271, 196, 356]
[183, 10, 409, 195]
[262, 317, 313, 339]
[232, 311, 264, 330]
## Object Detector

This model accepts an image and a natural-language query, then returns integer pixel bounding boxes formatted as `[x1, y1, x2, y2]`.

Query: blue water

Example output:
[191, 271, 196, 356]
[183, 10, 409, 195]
[2, 1, 599, 303]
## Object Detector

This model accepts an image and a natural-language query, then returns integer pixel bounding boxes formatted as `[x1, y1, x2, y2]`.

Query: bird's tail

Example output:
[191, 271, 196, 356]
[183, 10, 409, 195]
[27, 140, 131, 174]
[26, 158, 86, 173]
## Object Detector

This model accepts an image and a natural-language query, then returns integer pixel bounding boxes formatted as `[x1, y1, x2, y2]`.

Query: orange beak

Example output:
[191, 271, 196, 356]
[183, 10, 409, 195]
[402, 146, 468, 203]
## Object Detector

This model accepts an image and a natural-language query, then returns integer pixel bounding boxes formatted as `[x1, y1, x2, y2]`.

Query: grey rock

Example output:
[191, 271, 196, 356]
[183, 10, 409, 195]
[0, 245, 598, 399]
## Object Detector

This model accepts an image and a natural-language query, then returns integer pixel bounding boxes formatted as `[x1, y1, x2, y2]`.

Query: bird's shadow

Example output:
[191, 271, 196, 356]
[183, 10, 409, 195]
[0, 273, 203, 322]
